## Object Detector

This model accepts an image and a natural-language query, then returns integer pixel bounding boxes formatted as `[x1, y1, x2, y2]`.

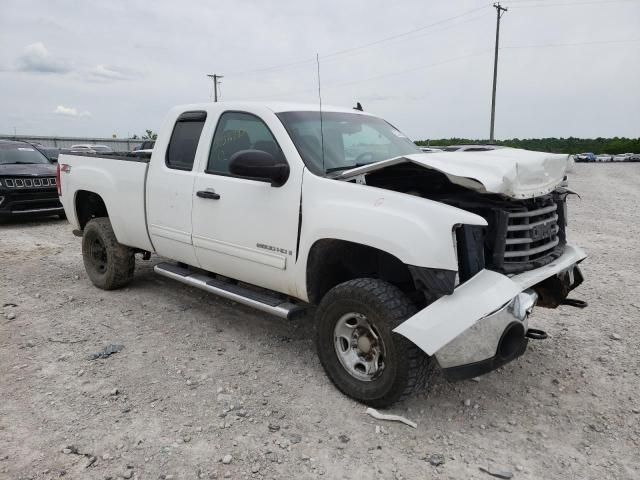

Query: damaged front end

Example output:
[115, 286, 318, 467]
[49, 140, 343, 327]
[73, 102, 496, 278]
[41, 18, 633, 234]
[395, 245, 586, 380]
[353, 159, 586, 380]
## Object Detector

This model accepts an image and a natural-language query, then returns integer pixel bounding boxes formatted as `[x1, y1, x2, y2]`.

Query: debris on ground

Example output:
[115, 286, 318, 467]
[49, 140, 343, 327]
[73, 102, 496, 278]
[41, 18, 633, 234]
[365, 407, 417, 429]
[424, 453, 445, 467]
[479, 466, 514, 479]
[87, 344, 124, 360]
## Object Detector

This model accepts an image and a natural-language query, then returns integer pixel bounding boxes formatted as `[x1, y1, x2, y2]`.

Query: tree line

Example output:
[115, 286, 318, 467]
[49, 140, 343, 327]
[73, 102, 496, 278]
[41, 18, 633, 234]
[415, 137, 640, 154]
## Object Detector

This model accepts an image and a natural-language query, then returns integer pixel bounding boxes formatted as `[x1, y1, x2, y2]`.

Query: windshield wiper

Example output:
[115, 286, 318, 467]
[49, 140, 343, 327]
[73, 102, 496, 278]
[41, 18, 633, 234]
[326, 163, 370, 174]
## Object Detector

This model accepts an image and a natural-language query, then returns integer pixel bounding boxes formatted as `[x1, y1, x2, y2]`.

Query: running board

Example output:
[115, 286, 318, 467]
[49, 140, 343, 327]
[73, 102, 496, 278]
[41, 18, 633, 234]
[154, 262, 306, 320]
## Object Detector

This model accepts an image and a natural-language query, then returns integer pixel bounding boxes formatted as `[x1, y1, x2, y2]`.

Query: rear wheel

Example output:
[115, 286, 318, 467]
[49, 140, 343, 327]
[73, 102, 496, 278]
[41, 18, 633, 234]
[315, 278, 429, 407]
[82, 218, 134, 290]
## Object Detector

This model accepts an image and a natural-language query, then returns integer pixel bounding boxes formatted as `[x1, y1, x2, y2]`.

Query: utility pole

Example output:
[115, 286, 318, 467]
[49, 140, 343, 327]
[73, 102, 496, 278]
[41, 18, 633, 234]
[207, 74, 223, 102]
[489, 2, 507, 143]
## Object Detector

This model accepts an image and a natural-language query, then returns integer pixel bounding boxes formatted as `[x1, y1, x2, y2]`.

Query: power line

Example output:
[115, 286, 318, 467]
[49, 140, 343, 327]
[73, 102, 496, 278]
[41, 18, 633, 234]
[224, 5, 489, 78]
[326, 50, 492, 89]
[317, 11, 492, 66]
[321, 5, 488, 60]
[502, 38, 640, 48]
[240, 49, 493, 101]
[504, 0, 640, 7]
[232, 34, 638, 102]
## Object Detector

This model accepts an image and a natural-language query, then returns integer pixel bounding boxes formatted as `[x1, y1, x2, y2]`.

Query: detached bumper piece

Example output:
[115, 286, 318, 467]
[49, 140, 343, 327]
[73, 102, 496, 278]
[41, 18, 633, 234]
[393, 244, 587, 381]
[437, 290, 537, 381]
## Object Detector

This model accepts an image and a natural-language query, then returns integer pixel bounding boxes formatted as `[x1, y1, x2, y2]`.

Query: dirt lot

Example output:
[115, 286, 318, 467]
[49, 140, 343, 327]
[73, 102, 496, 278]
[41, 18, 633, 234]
[1, 163, 639, 480]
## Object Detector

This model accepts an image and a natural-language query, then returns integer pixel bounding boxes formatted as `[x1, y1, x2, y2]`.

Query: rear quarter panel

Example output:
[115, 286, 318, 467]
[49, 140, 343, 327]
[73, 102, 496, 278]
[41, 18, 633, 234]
[59, 154, 153, 251]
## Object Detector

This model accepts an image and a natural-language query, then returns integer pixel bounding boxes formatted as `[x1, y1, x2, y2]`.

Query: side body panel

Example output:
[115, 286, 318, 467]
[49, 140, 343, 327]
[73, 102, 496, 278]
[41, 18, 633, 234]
[58, 154, 153, 251]
[190, 106, 305, 296]
[145, 108, 208, 266]
[292, 171, 488, 301]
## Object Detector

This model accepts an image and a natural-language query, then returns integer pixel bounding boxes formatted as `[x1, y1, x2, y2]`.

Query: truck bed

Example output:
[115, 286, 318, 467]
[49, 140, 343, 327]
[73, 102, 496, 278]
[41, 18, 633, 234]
[58, 153, 154, 251]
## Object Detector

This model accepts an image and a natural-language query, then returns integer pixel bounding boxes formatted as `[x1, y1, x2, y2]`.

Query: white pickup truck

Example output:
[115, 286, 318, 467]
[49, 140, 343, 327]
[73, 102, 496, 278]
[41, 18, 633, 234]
[57, 102, 586, 406]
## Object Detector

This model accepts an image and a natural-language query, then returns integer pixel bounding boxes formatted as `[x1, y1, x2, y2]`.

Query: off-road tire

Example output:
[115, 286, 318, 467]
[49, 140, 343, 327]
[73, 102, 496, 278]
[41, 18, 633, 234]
[82, 218, 135, 290]
[315, 278, 429, 407]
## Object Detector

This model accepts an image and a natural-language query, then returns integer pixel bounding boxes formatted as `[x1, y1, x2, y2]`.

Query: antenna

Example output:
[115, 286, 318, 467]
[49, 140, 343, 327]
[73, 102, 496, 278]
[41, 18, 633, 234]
[316, 53, 325, 173]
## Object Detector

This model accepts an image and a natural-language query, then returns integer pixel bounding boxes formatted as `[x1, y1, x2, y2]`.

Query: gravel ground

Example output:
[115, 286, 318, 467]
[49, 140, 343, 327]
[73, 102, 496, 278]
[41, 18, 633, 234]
[1, 163, 639, 480]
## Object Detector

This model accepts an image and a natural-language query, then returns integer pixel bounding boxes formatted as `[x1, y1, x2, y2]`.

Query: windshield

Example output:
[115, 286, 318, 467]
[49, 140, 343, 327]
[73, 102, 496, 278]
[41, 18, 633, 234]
[277, 111, 421, 175]
[0, 144, 51, 165]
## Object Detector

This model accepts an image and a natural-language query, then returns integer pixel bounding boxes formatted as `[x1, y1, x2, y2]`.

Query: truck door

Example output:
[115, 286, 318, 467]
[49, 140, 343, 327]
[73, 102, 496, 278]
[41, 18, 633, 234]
[146, 111, 208, 266]
[191, 110, 303, 296]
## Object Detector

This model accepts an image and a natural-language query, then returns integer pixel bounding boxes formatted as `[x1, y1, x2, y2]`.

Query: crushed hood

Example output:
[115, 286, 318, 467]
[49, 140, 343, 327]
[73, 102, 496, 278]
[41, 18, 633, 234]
[339, 148, 569, 199]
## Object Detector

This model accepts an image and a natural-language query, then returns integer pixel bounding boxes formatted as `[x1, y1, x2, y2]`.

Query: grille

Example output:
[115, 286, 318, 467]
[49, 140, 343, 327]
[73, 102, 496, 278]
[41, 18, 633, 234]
[3, 177, 56, 188]
[503, 196, 562, 267]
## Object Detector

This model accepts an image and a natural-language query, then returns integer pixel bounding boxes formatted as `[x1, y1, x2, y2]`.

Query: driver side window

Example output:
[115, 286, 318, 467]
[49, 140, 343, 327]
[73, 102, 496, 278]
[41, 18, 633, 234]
[207, 112, 285, 175]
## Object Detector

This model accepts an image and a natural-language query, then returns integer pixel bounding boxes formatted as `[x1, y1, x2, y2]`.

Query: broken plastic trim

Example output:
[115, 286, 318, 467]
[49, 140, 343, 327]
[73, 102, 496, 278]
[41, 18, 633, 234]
[408, 265, 457, 298]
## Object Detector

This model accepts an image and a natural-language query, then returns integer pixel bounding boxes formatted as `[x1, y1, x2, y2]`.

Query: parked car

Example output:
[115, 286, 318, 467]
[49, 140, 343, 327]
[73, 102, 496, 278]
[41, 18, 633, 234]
[442, 145, 502, 152]
[0, 140, 64, 219]
[596, 153, 613, 162]
[575, 152, 596, 162]
[419, 147, 443, 153]
[612, 153, 633, 162]
[57, 102, 586, 406]
[628, 153, 640, 162]
[68, 144, 114, 154]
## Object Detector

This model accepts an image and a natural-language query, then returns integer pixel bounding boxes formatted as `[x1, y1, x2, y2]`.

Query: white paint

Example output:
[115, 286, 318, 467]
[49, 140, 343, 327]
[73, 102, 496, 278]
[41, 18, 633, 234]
[338, 148, 569, 200]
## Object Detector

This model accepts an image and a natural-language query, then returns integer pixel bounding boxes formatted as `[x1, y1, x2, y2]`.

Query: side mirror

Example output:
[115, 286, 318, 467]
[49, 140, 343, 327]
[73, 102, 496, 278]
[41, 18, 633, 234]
[229, 149, 289, 187]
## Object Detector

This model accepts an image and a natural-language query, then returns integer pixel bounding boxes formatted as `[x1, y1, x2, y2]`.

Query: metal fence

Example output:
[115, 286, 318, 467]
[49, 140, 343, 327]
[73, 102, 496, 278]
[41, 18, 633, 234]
[0, 134, 143, 151]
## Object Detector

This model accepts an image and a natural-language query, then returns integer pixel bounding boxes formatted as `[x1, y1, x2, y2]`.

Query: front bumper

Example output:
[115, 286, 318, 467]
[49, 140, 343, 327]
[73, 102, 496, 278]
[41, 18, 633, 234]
[0, 188, 63, 217]
[437, 289, 536, 379]
[393, 244, 586, 377]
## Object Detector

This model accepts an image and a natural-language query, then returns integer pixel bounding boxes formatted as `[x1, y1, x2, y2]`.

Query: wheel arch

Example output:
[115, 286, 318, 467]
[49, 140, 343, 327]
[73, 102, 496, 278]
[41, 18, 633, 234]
[305, 238, 416, 305]
[75, 190, 109, 229]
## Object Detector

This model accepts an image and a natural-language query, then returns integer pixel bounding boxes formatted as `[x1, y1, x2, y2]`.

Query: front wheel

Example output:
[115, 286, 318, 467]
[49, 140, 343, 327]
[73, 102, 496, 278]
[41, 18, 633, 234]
[315, 278, 429, 407]
[82, 218, 135, 290]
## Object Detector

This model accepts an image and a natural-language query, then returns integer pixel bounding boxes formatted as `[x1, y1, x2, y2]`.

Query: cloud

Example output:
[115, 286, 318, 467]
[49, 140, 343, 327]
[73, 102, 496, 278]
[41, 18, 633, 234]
[16, 42, 70, 74]
[53, 105, 91, 117]
[85, 64, 138, 82]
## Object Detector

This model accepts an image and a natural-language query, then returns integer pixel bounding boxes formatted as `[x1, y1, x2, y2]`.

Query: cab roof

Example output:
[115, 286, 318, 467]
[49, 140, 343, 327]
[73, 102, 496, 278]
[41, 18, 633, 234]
[172, 101, 372, 115]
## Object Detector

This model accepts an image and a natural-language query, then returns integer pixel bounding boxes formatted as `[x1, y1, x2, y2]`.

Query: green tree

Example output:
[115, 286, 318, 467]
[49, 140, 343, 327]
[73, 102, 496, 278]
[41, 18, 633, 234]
[142, 130, 158, 140]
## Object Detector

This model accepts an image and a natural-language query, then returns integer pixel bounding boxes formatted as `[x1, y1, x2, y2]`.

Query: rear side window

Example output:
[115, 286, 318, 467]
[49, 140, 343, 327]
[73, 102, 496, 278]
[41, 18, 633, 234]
[207, 111, 284, 175]
[166, 111, 207, 170]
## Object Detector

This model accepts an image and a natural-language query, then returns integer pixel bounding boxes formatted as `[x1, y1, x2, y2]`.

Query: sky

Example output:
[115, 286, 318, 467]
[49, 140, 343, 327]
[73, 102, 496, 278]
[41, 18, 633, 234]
[1, 0, 639, 140]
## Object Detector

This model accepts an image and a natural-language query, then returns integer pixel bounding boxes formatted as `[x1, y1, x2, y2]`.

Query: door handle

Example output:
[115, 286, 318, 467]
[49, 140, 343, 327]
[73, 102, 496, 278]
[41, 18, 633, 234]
[196, 190, 221, 200]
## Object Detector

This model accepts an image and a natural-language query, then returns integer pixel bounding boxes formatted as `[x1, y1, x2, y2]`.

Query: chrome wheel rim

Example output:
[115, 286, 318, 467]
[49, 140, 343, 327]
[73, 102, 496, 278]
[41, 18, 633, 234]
[333, 312, 386, 382]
